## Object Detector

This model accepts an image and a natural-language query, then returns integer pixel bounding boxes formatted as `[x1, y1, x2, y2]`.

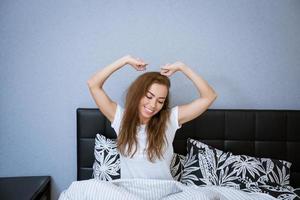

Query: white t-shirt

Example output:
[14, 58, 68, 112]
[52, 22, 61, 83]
[111, 104, 182, 180]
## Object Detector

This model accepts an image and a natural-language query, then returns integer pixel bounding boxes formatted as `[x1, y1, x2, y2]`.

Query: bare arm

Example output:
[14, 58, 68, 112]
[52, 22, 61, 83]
[161, 62, 217, 125]
[87, 55, 147, 122]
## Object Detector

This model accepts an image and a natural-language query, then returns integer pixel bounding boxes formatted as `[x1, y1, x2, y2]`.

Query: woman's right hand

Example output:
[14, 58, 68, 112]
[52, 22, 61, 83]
[122, 55, 148, 71]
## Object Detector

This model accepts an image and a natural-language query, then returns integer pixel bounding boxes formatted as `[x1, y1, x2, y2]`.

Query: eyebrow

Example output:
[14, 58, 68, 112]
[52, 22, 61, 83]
[147, 91, 166, 99]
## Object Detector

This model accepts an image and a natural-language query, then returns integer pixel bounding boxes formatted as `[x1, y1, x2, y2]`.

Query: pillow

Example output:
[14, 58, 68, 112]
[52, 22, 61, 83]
[92, 133, 121, 181]
[260, 158, 291, 186]
[186, 138, 292, 187]
[181, 138, 296, 199]
[170, 153, 185, 181]
[180, 139, 216, 186]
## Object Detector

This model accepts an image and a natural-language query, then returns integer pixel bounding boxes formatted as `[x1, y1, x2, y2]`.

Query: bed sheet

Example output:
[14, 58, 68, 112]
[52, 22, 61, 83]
[58, 178, 278, 200]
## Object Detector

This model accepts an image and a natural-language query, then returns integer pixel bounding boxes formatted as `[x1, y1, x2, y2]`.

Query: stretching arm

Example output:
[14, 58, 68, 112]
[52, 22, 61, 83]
[161, 62, 217, 125]
[87, 55, 147, 122]
[87, 57, 126, 122]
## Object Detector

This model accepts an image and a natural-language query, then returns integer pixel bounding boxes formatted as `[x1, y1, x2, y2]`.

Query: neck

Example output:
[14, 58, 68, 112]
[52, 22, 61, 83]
[139, 116, 149, 125]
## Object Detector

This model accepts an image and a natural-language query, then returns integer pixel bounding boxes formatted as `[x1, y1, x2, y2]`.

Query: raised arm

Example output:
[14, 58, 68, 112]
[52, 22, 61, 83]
[160, 62, 217, 125]
[87, 55, 148, 122]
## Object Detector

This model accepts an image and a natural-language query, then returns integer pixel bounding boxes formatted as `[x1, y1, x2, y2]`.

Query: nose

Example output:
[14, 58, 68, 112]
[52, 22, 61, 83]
[149, 99, 156, 109]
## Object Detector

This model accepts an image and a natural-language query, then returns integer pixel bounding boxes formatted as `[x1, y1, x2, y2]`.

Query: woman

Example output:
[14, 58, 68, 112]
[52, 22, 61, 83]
[87, 55, 217, 180]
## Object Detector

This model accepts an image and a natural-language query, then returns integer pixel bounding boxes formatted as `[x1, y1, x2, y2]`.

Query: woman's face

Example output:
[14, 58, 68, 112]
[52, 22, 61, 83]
[138, 83, 168, 124]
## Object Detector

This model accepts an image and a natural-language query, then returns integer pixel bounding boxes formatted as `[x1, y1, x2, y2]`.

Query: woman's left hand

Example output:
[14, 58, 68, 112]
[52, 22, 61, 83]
[160, 61, 187, 77]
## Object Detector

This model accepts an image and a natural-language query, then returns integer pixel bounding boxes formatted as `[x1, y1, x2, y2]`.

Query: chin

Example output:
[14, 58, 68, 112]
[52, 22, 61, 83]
[139, 109, 154, 122]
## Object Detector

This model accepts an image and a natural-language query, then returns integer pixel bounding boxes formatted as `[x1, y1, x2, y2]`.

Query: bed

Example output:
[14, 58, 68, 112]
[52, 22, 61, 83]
[67, 108, 300, 200]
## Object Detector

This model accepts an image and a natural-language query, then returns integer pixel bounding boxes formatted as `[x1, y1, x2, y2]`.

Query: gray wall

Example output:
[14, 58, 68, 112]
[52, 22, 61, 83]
[1, 0, 299, 199]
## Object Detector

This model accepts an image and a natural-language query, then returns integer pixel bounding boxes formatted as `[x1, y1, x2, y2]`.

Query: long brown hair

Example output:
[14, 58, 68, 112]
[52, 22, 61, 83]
[117, 72, 171, 162]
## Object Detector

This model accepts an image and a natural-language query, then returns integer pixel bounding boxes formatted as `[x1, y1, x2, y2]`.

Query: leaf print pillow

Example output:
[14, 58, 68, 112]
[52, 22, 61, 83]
[170, 153, 186, 181]
[181, 138, 242, 187]
[92, 133, 121, 181]
[180, 139, 213, 186]
[260, 158, 291, 186]
[187, 138, 292, 187]
[183, 138, 296, 199]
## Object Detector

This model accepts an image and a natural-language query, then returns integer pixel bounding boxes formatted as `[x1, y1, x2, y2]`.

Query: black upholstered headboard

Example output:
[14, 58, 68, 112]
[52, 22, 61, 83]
[77, 108, 300, 187]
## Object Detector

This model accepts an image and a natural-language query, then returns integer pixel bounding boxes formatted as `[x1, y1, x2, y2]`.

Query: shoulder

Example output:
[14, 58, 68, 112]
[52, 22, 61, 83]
[170, 106, 178, 116]
[115, 104, 125, 119]
[169, 106, 182, 129]
[116, 104, 125, 113]
[111, 104, 125, 130]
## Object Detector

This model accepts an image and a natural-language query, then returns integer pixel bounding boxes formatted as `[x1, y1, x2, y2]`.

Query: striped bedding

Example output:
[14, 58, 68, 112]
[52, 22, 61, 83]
[58, 178, 277, 200]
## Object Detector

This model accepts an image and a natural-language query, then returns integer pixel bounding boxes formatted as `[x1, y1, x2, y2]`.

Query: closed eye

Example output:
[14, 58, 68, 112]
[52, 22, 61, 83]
[146, 95, 164, 104]
[146, 91, 165, 104]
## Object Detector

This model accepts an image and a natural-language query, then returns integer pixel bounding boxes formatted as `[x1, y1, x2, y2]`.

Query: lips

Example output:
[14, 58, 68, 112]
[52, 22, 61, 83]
[144, 106, 154, 115]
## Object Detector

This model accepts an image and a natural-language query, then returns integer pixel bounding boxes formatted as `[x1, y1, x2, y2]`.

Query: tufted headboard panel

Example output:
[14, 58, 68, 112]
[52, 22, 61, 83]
[77, 108, 300, 187]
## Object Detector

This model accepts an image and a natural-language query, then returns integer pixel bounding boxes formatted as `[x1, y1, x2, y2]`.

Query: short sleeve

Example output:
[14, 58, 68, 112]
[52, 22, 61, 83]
[111, 104, 124, 135]
[170, 106, 182, 130]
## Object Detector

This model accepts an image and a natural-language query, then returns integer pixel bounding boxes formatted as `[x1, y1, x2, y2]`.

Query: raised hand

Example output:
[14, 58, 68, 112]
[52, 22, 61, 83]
[160, 61, 187, 77]
[123, 55, 148, 71]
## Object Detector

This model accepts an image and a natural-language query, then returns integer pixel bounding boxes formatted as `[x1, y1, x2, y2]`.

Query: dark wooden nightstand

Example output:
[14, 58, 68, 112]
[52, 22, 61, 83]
[0, 176, 50, 200]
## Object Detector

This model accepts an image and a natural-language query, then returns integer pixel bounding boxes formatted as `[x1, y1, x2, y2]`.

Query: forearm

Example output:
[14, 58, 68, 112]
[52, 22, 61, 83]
[180, 65, 217, 99]
[87, 56, 127, 89]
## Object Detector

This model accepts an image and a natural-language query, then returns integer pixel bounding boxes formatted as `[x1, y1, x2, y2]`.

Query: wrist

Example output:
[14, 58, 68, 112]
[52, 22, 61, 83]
[119, 55, 130, 65]
[179, 64, 189, 72]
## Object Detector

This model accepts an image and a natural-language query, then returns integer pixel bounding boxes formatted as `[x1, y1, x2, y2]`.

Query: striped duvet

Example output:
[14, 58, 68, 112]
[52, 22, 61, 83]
[58, 178, 277, 200]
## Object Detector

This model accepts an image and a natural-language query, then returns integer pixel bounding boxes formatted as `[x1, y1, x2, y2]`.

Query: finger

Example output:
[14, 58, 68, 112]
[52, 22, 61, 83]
[136, 67, 145, 71]
[137, 63, 147, 68]
[160, 71, 167, 76]
[161, 68, 172, 74]
[137, 65, 146, 71]
[160, 71, 170, 77]
[138, 60, 147, 65]
[160, 65, 169, 70]
[160, 69, 169, 75]
[165, 72, 172, 77]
